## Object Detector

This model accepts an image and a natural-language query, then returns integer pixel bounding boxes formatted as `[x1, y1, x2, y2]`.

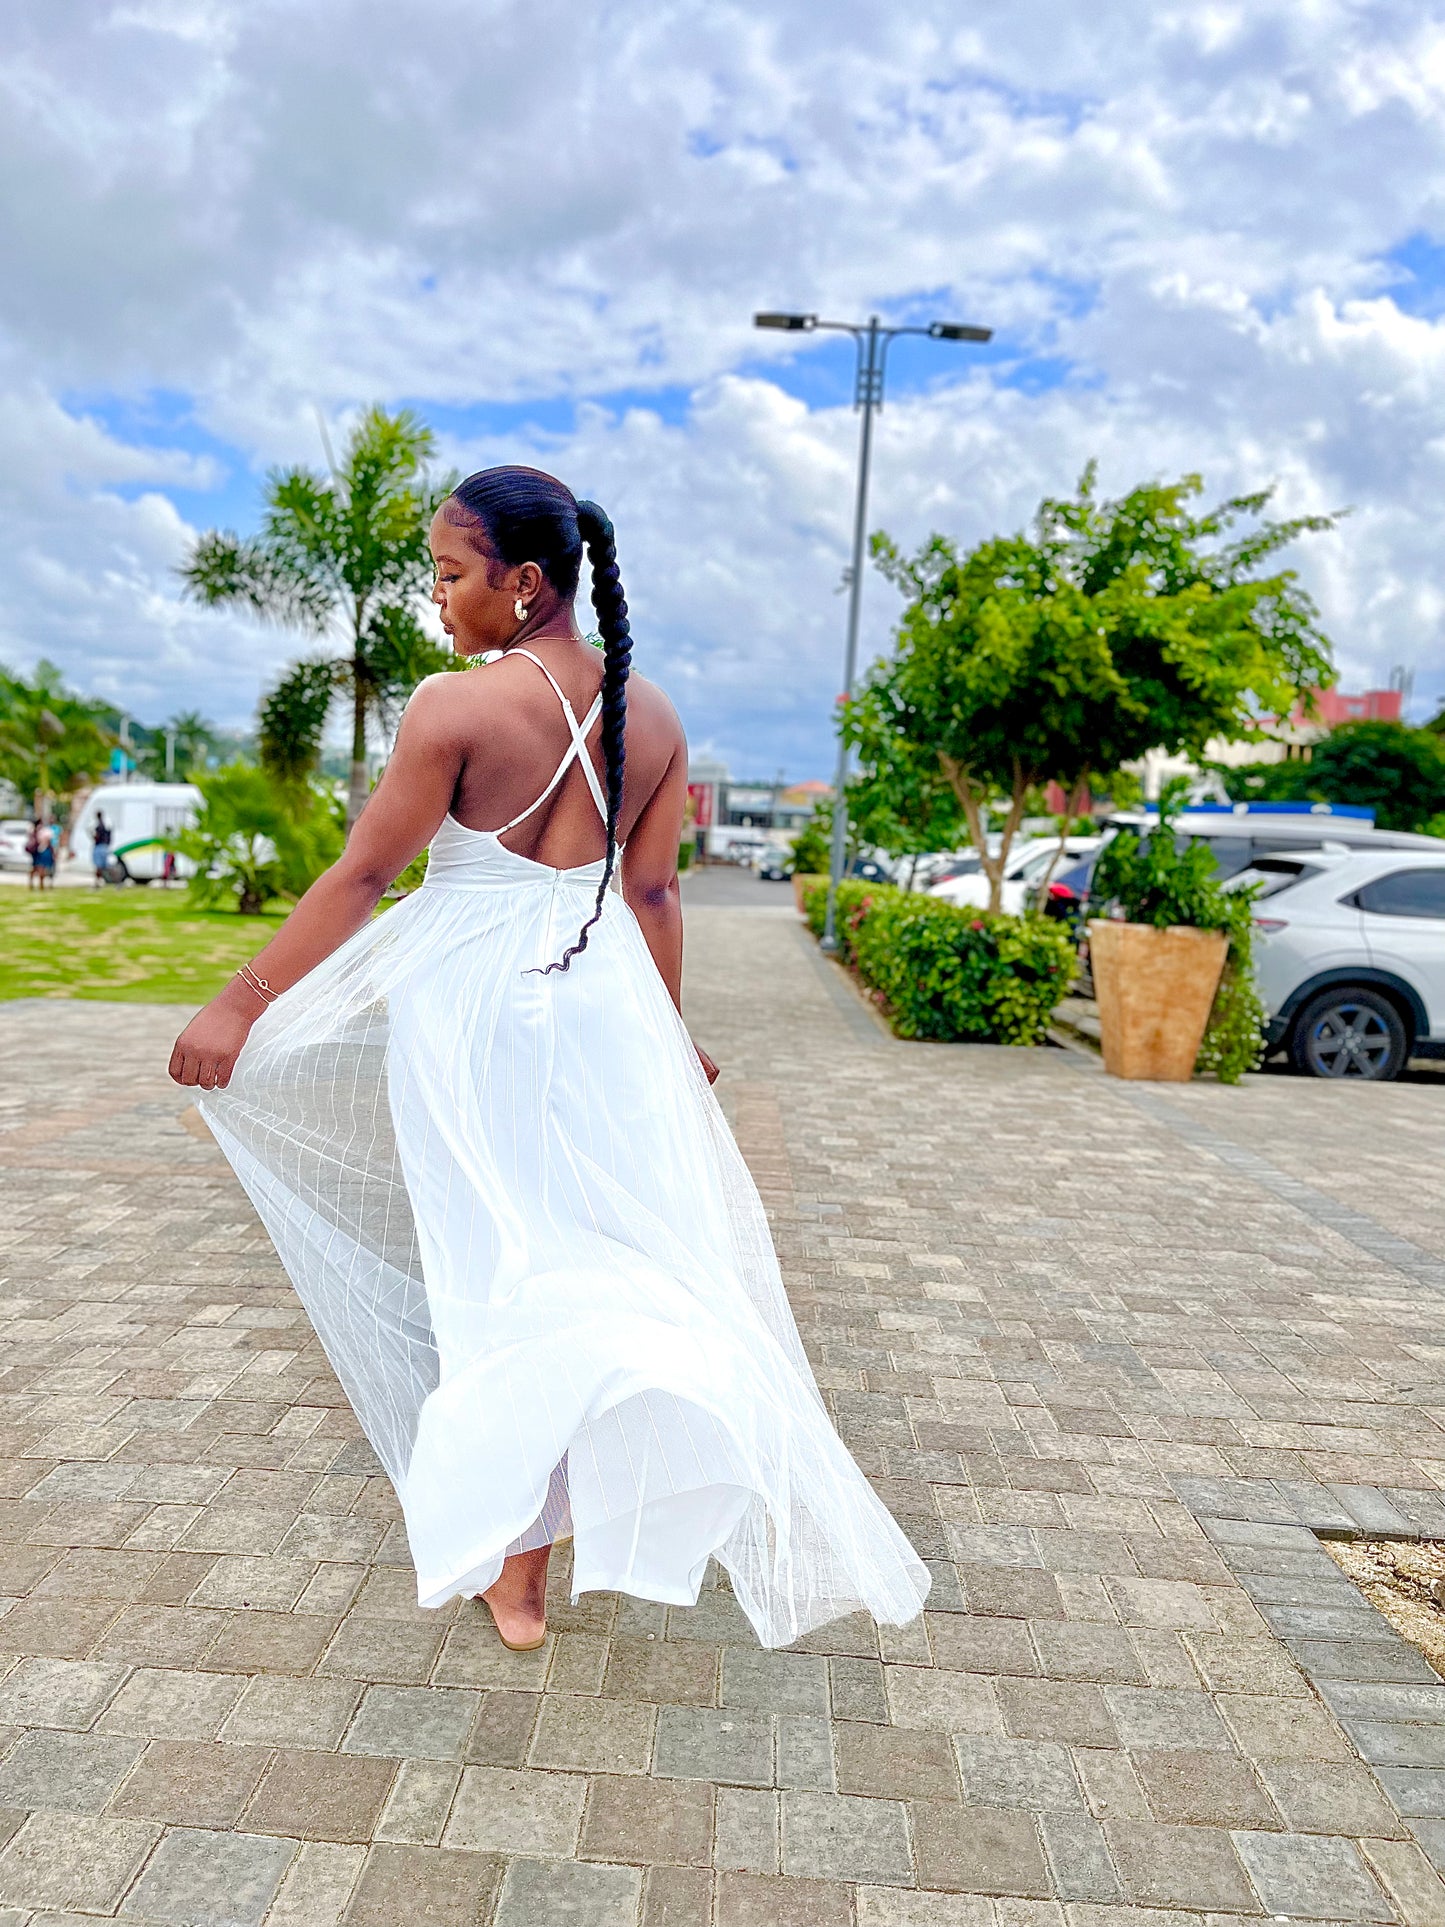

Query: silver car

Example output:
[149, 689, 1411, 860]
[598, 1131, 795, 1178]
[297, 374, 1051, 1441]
[0, 819, 35, 871]
[1238, 847, 1445, 1078]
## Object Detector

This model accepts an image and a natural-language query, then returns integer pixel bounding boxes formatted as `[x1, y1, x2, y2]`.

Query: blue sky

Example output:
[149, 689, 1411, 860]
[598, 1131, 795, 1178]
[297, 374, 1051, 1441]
[5, 0, 1445, 778]
[65, 314, 1056, 525]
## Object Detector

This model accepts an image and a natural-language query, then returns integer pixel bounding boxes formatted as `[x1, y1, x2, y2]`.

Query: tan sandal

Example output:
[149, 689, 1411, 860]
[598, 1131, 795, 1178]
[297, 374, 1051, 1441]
[475, 1594, 548, 1652]
[496, 1623, 548, 1653]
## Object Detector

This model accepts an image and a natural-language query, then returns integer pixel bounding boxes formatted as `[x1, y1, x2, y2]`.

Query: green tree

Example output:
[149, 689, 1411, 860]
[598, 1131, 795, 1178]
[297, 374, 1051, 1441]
[1207, 757, 1310, 804]
[843, 678, 966, 884]
[1305, 721, 1445, 831]
[0, 659, 115, 813]
[1221, 722, 1445, 831]
[861, 467, 1336, 910]
[174, 766, 344, 914]
[135, 709, 221, 781]
[180, 408, 453, 826]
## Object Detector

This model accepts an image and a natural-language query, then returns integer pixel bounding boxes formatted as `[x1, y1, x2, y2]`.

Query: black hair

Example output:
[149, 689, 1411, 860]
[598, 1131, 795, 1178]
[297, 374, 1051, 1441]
[444, 466, 631, 970]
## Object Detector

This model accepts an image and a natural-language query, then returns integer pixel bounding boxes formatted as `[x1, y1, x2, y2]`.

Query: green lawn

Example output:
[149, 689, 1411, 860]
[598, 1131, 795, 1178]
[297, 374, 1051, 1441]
[0, 887, 291, 1004]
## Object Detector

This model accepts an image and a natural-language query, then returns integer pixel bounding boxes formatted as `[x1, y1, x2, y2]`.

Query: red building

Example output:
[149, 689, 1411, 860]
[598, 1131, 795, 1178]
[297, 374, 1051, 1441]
[1299, 688, 1402, 727]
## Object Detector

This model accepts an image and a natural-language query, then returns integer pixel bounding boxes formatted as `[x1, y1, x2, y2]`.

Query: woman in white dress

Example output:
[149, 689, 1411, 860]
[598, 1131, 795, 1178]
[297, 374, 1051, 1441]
[169, 466, 928, 1652]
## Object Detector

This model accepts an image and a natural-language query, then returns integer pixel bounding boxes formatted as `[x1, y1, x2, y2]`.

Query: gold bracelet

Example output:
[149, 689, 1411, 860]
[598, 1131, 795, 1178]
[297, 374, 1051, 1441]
[235, 964, 278, 1005]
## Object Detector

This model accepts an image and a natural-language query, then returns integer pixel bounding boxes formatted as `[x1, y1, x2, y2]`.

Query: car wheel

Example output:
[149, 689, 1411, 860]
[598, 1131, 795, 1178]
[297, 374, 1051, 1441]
[1288, 986, 1409, 1081]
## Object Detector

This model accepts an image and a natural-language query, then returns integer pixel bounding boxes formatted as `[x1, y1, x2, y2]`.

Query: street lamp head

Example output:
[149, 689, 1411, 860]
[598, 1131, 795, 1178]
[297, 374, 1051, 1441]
[754, 311, 817, 332]
[928, 322, 993, 342]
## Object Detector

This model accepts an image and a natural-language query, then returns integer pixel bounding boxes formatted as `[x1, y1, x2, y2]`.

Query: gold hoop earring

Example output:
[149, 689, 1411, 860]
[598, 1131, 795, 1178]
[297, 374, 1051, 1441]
[514, 598, 527, 621]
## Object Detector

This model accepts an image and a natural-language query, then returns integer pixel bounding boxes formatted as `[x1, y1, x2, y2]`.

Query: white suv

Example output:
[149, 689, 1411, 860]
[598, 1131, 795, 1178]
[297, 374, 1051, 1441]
[929, 836, 1101, 915]
[1240, 848, 1445, 1079]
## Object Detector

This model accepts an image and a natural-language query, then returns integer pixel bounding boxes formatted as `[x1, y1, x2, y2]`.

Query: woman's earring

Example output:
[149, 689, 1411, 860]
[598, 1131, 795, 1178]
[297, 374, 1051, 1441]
[514, 598, 527, 621]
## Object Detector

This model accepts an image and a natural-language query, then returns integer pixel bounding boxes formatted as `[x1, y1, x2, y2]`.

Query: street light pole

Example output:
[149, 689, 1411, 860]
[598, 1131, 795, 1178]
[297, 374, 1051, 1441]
[754, 309, 992, 951]
[823, 316, 882, 952]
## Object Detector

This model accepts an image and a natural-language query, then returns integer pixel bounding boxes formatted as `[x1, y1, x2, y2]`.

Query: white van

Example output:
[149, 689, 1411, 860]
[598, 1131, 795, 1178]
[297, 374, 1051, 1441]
[69, 783, 202, 883]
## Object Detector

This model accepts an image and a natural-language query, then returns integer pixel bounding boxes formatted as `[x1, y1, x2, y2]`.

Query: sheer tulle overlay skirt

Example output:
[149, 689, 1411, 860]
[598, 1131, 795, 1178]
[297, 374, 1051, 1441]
[200, 818, 929, 1647]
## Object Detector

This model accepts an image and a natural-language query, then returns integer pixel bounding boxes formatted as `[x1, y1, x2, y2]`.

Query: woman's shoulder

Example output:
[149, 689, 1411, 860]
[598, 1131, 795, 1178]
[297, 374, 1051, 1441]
[403, 666, 497, 723]
[625, 669, 683, 736]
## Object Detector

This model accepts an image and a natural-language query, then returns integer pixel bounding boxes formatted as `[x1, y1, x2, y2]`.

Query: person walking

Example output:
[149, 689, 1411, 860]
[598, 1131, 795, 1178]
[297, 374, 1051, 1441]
[27, 817, 54, 892]
[169, 466, 927, 1652]
[91, 811, 112, 887]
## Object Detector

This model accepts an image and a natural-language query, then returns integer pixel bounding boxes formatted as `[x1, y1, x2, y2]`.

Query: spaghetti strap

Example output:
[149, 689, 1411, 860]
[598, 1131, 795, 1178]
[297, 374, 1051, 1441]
[494, 649, 607, 834]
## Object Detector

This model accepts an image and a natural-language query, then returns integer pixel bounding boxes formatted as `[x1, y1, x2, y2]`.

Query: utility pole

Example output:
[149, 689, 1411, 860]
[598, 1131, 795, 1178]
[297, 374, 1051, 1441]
[754, 310, 992, 950]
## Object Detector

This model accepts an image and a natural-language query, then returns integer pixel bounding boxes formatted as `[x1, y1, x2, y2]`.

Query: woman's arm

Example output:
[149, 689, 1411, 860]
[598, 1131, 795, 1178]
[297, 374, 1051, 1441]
[621, 744, 718, 1084]
[168, 679, 465, 1090]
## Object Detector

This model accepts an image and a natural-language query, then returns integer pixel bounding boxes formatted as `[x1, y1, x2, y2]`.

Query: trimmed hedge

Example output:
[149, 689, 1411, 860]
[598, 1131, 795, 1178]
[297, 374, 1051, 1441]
[800, 876, 1077, 1046]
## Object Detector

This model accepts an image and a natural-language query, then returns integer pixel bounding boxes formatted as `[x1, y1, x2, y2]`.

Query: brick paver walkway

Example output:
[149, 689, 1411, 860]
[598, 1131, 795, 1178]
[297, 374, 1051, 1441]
[5, 895, 1445, 1923]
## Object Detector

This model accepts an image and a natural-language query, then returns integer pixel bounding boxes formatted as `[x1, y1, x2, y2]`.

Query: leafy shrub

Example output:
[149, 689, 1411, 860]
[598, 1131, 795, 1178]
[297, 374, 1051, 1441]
[788, 804, 833, 877]
[1088, 780, 1265, 1082]
[800, 876, 1076, 1045]
[174, 765, 343, 914]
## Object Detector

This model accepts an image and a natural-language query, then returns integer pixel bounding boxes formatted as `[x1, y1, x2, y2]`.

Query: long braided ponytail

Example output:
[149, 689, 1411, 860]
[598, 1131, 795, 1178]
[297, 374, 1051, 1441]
[441, 466, 631, 973]
[540, 499, 631, 971]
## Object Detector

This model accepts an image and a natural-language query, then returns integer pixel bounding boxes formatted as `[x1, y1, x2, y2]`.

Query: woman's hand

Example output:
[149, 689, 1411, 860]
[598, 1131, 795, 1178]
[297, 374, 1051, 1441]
[695, 1043, 720, 1086]
[169, 982, 259, 1091]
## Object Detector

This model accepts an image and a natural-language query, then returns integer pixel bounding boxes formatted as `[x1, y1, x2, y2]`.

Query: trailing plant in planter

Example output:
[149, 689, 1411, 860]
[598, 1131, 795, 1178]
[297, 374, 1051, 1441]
[800, 877, 1076, 1046]
[1089, 785, 1264, 1083]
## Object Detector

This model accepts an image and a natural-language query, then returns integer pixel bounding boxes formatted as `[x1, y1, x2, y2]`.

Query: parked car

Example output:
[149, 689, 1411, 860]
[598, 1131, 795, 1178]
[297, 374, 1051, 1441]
[930, 836, 1101, 915]
[1229, 847, 1445, 1079]
[0, 818, 35, 872]
[918, 852, 983, 889]
[1041, 812, 1445, 929]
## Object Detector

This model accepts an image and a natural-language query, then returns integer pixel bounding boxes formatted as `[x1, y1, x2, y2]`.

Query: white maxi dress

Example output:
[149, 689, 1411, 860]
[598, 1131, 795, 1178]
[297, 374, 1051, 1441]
[200, 654, 929, 1648]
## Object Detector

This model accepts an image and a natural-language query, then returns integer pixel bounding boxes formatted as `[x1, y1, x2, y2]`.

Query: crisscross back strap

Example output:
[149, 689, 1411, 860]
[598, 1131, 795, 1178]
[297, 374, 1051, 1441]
[494, 648, 608, 834]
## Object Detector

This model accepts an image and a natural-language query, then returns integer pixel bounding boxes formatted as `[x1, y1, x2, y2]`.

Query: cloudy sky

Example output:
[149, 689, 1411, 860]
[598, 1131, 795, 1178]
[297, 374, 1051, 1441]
[4, 0, 1445, 778]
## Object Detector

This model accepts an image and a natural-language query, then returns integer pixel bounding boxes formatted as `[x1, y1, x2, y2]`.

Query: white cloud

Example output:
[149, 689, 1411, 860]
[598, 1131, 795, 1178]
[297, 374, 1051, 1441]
[1, 0, 1445, 768]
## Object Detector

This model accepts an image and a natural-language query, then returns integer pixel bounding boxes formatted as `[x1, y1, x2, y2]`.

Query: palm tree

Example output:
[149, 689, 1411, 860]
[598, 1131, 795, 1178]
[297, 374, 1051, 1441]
[180, 408, 453, 827]
[134, 708, 220, 781]
[0, 660, 115, 814]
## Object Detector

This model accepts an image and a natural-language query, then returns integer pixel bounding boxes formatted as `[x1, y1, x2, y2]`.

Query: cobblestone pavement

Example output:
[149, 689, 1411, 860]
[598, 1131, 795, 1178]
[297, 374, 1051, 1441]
[6, 897, 1445, 1923]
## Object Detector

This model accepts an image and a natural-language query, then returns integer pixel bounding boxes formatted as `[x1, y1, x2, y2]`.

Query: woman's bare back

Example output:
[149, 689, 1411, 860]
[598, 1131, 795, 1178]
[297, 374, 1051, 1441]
[443, 645, 685, 872]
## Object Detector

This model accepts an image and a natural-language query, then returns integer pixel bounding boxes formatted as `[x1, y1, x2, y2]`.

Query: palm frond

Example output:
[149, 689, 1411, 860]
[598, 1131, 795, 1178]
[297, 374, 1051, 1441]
[185, 408, 442, 666]
[180, 532, 334, 632]
[258, 656, 339, 786]
[358, 605, 455, 737]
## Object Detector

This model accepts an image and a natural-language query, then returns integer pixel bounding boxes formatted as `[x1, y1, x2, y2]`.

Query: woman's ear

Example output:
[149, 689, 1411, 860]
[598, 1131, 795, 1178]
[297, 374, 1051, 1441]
[516, 561, 545, 604]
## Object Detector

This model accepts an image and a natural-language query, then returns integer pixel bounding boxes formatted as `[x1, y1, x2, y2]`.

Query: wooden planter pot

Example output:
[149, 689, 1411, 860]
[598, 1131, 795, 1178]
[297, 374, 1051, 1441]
[1087, 920, 1228, 1081]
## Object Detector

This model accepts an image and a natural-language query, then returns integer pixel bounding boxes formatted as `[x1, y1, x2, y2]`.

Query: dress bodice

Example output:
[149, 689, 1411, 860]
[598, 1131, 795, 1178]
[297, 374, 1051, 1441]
[423, 814, 607, 893]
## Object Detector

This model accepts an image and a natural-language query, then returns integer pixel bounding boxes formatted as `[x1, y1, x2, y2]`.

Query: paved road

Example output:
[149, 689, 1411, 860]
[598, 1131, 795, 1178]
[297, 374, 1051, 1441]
[4, 906, 1445, 1922]
[680, 864, 795, 909]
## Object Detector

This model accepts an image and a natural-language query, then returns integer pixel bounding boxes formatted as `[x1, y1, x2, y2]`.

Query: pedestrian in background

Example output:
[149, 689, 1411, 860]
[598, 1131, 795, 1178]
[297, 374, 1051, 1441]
[91, 811, 112, 887]
[27, 818, 54, 892]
